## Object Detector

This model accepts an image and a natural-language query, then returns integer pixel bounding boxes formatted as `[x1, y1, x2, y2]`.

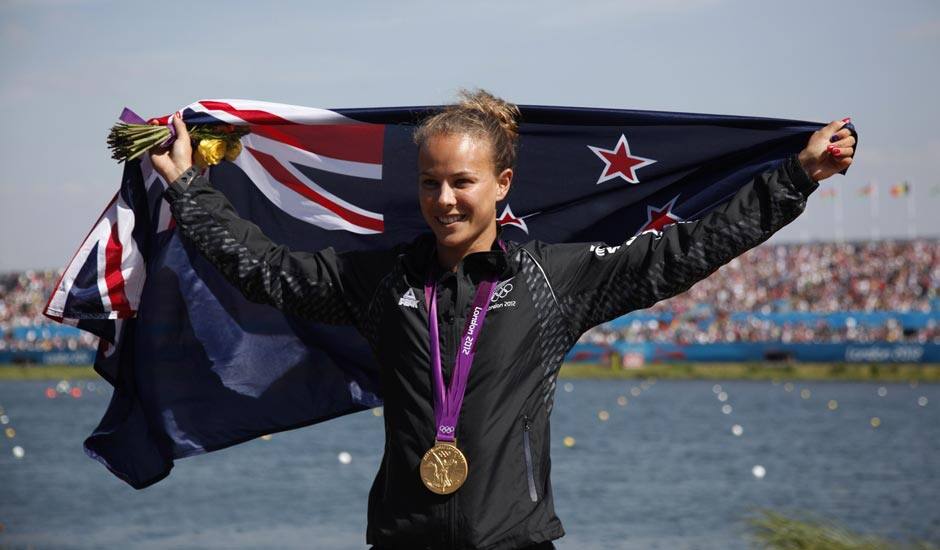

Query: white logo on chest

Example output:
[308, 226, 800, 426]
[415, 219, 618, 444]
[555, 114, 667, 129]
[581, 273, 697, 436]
[488, 278, 517, 311]
[398, 288, 419, 309]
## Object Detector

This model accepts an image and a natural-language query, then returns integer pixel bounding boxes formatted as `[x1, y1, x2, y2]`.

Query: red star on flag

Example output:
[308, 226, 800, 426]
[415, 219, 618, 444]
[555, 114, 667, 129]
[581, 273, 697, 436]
[497, 204, 531, 234]
[588, 134, 656, 185]
[637, 195, 683, 235]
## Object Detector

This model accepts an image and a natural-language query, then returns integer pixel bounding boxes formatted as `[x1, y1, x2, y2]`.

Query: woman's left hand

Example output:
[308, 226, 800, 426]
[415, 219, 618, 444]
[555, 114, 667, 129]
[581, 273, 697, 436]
[798, 118, 855, 182]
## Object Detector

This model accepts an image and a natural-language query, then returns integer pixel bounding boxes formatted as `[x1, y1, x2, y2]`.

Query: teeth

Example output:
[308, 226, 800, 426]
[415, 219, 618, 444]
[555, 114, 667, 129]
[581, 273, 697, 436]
[437, 215, 465, 224]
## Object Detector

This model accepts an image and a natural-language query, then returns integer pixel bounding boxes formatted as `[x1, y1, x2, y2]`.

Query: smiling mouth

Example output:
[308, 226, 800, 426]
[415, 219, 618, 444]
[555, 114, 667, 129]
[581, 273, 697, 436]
[436, 214, 467, 225]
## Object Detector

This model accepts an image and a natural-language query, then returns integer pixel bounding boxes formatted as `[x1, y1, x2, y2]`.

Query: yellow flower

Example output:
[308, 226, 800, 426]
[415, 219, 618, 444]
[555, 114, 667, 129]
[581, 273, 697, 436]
[223, 139, 243, 162]
[194, 139, 227, 168]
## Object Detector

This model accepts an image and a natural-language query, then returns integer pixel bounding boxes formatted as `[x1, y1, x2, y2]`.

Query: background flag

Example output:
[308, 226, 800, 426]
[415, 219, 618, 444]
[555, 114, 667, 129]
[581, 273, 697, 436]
[43, 99, 854, 488]
[890, 181, 911, 197]
[818, 188, 838, 200]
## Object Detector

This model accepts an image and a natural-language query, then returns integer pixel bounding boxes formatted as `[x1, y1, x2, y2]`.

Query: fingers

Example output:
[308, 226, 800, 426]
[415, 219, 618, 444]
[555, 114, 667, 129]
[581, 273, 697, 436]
[827, 129, 855, 157]
[827, 130, 856, 158]
[828, 145, 854, 158]
[171, 111, 189, 137]
[828, 128, 853, 143]
[835, 155, 853, 170]
[817, 117, 852, 141]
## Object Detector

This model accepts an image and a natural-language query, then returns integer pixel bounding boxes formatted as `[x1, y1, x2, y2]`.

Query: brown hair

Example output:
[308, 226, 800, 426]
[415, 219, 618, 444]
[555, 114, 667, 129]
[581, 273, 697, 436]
[414, 89, 520, 174]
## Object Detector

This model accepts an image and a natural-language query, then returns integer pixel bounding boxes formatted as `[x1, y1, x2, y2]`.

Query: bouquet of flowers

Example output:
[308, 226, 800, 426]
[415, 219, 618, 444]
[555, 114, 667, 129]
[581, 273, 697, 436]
[106, 108, 249, 169]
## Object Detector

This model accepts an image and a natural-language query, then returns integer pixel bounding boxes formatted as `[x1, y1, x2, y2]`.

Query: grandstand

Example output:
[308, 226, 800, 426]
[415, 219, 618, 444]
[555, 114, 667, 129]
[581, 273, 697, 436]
[1, 239, 938, 365]
[573, 238, 938, 364]
[0, 270, 98, 364]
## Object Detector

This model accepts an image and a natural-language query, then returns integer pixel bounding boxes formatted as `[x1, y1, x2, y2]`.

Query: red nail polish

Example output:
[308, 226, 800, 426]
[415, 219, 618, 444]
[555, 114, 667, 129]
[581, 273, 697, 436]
[841, 117, 851, 123]
[831, 148, 841, 157]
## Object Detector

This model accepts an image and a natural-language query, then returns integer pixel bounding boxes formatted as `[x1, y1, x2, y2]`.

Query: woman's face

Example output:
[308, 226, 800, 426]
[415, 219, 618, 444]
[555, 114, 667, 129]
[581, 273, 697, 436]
[418, 133, 512, 258]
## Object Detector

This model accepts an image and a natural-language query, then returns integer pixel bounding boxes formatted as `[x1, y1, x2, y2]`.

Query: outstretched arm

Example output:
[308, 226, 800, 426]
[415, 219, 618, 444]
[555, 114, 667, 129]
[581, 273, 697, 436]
[541, 119, 855, 338]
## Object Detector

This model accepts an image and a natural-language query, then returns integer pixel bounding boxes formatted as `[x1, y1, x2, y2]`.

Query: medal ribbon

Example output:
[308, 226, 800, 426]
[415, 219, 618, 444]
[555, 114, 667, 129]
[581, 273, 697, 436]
[424, 273, 498, 443]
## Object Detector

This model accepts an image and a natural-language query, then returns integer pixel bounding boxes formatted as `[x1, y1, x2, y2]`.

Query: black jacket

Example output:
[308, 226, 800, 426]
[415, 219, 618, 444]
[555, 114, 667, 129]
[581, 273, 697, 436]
[164, 156, 817, 549]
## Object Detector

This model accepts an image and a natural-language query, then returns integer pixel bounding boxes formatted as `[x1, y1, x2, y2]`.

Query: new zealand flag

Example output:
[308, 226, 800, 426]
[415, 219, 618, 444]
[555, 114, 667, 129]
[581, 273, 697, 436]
[43, 99, 850, 488]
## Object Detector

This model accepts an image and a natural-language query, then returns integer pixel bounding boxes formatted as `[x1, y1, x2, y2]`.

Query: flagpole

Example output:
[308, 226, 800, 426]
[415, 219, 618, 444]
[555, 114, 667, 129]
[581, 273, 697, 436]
[871, 181, 879, 241]
[907, 181, 915, 240]
[835, 186, 844, 243]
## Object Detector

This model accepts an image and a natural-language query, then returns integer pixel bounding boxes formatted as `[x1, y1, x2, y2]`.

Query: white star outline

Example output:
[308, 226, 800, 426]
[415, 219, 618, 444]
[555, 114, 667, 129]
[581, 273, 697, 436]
[587, 134, 657, 185]
[497, 204, 538, 235]
[637, 195, 683, 236]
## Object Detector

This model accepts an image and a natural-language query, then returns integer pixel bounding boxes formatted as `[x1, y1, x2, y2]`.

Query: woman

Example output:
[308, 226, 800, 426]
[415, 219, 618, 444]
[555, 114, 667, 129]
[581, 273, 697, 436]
[151, 90, 854, 550]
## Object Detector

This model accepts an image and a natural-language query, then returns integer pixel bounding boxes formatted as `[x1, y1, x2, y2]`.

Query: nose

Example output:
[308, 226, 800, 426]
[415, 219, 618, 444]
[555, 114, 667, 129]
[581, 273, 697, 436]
[437, 182, 457, 209]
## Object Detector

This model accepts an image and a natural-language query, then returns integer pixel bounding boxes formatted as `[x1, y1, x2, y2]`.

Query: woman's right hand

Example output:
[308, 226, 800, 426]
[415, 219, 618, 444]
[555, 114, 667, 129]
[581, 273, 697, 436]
[148, 112, 193, 183]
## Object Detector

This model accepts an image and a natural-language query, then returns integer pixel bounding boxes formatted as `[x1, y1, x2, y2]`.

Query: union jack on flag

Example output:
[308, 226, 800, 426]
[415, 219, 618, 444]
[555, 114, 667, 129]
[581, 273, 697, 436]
[43, 98, 849, 488]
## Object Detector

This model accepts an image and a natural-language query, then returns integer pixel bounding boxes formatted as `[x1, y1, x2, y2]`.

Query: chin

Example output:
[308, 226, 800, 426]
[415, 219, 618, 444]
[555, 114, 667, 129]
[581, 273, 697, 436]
[434, 230, 470, 249]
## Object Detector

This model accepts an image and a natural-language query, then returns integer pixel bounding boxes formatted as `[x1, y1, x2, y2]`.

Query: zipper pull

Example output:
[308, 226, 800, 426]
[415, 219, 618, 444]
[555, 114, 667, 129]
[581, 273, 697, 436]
[523, 414, 531, 431]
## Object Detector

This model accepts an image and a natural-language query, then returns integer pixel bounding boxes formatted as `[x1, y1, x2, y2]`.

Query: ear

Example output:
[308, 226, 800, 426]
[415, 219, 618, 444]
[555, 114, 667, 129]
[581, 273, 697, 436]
[495, 168, 513, 202]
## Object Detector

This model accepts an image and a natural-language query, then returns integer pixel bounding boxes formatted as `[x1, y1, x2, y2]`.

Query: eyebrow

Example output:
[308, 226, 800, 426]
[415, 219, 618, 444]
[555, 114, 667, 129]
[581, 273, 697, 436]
[419, 170, 477, 177]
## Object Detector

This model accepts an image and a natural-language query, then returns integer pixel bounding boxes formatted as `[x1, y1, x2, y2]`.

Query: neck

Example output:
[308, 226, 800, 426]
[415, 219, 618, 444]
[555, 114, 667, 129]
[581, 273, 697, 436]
[436, 226, 498, 272]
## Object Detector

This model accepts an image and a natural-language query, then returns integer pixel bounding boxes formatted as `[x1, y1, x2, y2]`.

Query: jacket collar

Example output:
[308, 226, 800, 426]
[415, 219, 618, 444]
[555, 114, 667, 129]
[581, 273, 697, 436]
[402, 224, 512, 283]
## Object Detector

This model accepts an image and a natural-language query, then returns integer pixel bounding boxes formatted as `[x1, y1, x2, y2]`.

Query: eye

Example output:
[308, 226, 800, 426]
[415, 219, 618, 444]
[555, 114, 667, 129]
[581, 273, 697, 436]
[420, 178, 440, 189]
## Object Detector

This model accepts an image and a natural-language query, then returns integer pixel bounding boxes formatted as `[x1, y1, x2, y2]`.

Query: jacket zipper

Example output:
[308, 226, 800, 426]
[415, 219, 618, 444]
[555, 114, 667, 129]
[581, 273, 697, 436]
[522, 415, 538, 503]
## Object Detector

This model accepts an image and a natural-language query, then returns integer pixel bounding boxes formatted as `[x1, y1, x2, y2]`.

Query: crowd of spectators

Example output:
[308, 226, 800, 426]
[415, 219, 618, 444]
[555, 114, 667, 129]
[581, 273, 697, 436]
[647, 239, 937, 316]
[586, 316, 939, 346]
[2, 239, 938, 353]
[582, 238, 939, 345]
[0, 270, 98, 353]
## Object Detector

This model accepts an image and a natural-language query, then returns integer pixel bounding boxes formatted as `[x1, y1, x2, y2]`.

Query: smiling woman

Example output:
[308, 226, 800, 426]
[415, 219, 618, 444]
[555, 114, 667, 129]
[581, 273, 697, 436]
[150, 88, 853, 550]
[415, 90, 520, 271]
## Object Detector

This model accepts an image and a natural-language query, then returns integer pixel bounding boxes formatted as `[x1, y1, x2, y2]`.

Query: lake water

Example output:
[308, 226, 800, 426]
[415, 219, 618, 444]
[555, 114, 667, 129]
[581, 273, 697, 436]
[1, 378, 938, 549]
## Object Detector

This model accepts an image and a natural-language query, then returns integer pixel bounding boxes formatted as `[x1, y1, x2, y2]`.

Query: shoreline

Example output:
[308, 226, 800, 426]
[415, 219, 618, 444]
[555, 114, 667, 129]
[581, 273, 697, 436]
[560, 362, 940, 382]
[1, 362, 938, 382]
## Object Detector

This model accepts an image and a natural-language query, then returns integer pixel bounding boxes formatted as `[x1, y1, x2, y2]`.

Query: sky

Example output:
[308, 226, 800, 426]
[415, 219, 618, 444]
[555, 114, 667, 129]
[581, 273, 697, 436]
[1, 0, 938, 271]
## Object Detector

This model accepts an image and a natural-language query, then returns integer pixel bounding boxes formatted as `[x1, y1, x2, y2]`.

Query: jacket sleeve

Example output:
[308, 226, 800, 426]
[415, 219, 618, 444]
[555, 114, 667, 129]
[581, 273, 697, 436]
[162, 167, 383, 325]
[539, 156, 819, 337]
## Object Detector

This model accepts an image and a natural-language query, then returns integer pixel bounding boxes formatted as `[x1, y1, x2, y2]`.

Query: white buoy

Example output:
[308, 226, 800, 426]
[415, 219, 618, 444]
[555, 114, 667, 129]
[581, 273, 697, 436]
[0, 415, 8, 425]
[731, 424, 743, 437]
[877, 386, 887, 397]
[717, 392, 728, 402]
[918, 396, 928, 407]
[712, 384, 722, 394]
[563, 383, 574, 393]
[12, 446, 25, 459]
[630, 387, 641, 397]
[338, 451, 352, 464]
[722, 404, 733, 415]
[752, 465, 766, 479]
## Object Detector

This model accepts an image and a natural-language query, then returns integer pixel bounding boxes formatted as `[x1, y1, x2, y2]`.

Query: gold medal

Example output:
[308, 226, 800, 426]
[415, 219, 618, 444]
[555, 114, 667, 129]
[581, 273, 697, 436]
[419, 440, 468, 494]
